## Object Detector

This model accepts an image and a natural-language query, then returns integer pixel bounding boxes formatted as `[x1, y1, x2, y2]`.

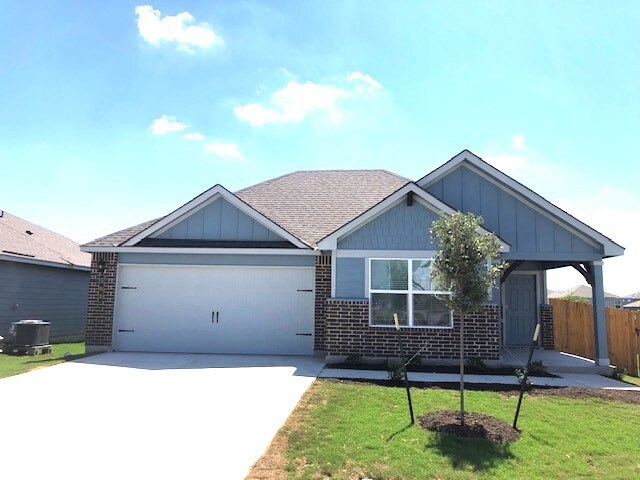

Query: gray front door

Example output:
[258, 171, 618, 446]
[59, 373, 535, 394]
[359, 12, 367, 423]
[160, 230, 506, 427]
[505, 274, 537, 346]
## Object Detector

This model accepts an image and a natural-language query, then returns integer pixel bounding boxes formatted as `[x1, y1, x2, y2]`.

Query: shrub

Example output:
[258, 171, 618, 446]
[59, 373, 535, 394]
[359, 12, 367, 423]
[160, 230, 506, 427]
[611, 367, 628, 381]
[466, 357, 486, 372]
[529, 360, 545, 375]
[515, 368, 532, 389]
[386, 361, 405, 384]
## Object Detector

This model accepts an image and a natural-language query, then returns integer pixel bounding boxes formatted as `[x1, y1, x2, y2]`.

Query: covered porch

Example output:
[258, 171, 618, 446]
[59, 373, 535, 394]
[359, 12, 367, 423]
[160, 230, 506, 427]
[500, 258, 611, 370]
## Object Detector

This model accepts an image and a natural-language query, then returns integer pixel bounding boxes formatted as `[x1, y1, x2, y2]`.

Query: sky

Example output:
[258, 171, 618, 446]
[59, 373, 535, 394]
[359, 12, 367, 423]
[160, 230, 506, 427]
[1, 1, 638, 294]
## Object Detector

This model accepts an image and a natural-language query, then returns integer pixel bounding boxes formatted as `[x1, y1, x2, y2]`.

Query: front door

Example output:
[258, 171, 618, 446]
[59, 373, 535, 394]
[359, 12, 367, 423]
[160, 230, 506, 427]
[505, 274, 537, 346]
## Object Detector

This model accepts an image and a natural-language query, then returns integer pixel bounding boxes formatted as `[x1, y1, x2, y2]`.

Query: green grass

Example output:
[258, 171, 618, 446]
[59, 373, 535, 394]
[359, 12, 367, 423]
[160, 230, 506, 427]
[622, 374, 640, 387]
[261, 380, 640, 480]
[0, 342, 86, 379]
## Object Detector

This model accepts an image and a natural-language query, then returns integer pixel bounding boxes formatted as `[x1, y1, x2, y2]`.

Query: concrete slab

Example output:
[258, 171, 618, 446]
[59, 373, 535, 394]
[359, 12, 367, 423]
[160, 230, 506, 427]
[0, 352, 323, 479]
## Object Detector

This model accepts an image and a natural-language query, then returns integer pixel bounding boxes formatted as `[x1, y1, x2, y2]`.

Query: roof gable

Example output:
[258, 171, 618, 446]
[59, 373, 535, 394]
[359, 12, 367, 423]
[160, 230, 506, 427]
[317, 182, 510, 251]
[418, 150, 624, 258]
[122, 185, 310, 249]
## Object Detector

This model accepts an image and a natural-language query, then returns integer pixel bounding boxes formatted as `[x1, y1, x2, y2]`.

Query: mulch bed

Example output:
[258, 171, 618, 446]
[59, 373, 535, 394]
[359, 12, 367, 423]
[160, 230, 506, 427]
[326, 362, 558, 377]
[419, 410, 520, 443]
[501, 386, 640, 404]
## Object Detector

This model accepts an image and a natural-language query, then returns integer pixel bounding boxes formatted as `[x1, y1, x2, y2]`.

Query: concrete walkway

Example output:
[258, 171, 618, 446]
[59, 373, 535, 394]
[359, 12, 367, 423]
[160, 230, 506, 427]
[0, 353, 324, 480]
[319, 367, 640, 390]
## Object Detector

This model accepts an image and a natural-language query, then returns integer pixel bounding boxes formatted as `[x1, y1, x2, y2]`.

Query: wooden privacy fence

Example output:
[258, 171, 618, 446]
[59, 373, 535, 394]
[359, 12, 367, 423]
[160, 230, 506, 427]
[551, 298, 640, 376]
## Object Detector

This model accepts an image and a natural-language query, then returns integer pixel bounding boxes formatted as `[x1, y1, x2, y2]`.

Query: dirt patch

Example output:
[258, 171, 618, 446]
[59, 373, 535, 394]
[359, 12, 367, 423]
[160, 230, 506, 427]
[419, 410, 520, 443]
[502, 386, 640, 405]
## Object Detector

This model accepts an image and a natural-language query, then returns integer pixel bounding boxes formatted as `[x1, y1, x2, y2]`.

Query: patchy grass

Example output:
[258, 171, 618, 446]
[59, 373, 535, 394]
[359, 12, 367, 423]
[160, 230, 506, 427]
[248, 379, 640, 480]
[0, 343, 86, 379]
[622, 374, 640, 387]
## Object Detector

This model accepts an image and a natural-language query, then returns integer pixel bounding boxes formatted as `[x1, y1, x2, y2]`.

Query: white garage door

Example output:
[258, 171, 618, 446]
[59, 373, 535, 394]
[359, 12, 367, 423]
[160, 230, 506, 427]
[113, 264, 315, 355]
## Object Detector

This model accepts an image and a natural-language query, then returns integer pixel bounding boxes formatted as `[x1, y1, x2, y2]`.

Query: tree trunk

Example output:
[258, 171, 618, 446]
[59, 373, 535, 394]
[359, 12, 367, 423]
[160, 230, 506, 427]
[459, 313, 465, 427]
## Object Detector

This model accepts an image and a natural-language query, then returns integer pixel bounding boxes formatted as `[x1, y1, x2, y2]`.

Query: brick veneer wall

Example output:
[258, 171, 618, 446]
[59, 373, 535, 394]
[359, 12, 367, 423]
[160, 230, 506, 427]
[540, 303, 554, 349]
[314, 254, 331, 351]
[325, 298, 501, 360]
[85, 252, 118, 352]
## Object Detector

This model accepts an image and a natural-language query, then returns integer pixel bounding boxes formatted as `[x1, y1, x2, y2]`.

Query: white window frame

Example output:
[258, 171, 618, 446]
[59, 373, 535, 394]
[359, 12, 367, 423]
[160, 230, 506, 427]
[368, 258, 453, 329]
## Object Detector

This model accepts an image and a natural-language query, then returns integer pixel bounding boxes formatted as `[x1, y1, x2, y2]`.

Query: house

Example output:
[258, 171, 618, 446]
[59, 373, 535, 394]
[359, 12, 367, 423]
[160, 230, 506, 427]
[548, 285, 632, 308]
[623, 300, 640, 311]
[81, 150, 624, 367]
[0, 210, 90, 342]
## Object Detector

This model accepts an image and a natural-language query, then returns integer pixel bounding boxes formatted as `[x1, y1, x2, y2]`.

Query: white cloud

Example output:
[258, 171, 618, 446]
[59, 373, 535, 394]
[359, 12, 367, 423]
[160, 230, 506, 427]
[149, 115, 187, 135]
[346, 71, 382, 92]
[205, 142, 243, 159]
[483, 154, 528, 173]
[511, 134, 525, 149]
[135, 5, 223, 52]
[182, 132, 205, 141]
[234, 72, 381, 127]
[234, 80, 348, 126]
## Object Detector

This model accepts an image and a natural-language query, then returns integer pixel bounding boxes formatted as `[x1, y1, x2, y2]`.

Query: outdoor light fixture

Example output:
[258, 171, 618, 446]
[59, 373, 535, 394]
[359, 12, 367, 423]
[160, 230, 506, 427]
[97, 259, 106, 274]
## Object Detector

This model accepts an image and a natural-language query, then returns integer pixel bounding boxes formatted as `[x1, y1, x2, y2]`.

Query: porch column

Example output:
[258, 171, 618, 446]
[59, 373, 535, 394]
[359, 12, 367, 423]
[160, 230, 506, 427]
[590, 260, 610, 366]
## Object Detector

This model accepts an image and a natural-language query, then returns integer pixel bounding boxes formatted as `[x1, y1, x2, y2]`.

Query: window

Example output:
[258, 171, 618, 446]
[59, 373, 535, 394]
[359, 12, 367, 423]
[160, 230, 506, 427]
[369, 259, 452, 328]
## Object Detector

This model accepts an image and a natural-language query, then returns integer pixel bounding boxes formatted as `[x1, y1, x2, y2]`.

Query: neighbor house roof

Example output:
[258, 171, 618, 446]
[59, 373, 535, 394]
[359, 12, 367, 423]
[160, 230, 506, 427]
[548, 285, 621, 299]
[623, 300, 640, 309]
[84, 170, 410, 249]
[0, 210, 90, 269]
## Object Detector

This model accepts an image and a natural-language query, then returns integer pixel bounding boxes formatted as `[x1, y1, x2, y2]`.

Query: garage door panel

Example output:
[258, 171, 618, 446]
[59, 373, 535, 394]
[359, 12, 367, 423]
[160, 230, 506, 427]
[114, 265, 315, 355]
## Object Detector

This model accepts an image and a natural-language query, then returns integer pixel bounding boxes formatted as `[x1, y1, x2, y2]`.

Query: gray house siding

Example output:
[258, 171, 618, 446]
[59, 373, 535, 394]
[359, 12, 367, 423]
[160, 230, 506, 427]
[154, 197, 285, 242]
[118, 253, 315, 267]
[424, 165, 602, 259]
[0, 261, 88, 342]
[338, 201, 438, 250]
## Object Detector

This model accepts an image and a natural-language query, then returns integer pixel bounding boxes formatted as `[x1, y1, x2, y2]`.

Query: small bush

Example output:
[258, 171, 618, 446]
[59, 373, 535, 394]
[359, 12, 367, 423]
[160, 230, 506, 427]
[466, 357, 486, 372]
[611, 367, 628, 381]
[386, 361, 405, 384]
[515, 368, 532, 389]
[345, 354, 361, 365]
[529, 360, 545, 375]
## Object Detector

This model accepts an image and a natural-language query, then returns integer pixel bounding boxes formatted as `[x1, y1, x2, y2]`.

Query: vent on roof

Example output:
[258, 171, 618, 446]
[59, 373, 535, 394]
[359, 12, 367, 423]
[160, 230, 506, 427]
[25, 230, 33, 235]
[0, 210, 3, 217]
[2, 250, 35, 258]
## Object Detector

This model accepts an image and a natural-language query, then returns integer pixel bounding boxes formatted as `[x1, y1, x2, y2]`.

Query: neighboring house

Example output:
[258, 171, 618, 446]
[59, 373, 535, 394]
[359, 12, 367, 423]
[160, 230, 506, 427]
[0, 210, 90, 342]
[81, 150, 624, 366]
[622, 300, 640, 311]
[548, 285, 632, 308]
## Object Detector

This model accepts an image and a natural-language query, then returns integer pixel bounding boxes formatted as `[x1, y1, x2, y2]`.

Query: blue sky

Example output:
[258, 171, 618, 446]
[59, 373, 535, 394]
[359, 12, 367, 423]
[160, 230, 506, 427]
[1, 1, 638, 293]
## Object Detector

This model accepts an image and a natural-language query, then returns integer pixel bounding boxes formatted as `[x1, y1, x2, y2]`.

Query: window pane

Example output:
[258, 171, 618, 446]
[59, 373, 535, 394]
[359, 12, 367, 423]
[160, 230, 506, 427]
[412, 259, 432, 291]
[371, 260, 408, 290]
[371, 293, 408, 326]
[413, 294, 451, 327]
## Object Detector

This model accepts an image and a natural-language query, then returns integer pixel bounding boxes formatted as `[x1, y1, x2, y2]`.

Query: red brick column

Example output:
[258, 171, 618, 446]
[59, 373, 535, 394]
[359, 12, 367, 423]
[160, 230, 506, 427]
[85, 252, 118, 352]
[325, 299, 500, 360]
[314, 254, 331, 351]
[540, 304, 554, 349]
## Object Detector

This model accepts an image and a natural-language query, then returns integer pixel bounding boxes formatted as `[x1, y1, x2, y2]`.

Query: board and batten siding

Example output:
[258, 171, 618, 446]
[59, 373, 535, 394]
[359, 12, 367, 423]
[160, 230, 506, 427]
[118, 253, 315, 267]
[154, 197, 285, 242]
[424, 165, 602, 259]
[0, 260, 89, 342]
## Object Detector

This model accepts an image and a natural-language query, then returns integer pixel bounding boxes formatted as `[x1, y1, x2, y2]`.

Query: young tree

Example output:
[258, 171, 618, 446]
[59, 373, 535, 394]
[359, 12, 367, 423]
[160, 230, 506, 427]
[430, 212, 504, 427]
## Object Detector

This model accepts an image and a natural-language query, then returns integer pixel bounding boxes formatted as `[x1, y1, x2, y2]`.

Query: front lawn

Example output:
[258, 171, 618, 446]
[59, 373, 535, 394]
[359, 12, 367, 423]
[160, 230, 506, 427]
[0, 342, 86, 379]
[249, 380, 640, 480]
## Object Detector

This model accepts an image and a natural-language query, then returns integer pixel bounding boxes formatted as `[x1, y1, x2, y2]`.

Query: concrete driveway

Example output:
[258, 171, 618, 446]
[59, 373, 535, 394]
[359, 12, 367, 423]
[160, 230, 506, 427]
[0, 352, 323, 479]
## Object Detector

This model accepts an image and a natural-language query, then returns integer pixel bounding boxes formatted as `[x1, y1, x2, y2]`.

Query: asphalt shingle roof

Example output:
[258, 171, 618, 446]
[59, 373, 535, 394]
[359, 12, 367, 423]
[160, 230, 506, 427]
[84, 170, 410, 248]
[0, 210, 90, 267]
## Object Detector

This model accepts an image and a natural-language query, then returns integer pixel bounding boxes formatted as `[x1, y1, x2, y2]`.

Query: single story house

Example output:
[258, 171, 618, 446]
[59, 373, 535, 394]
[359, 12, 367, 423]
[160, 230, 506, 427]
[622, 300, 640, 311]
[81, 150, 624, 366]
[548, 285, 633, 309]
[0, 210, 90, 342]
